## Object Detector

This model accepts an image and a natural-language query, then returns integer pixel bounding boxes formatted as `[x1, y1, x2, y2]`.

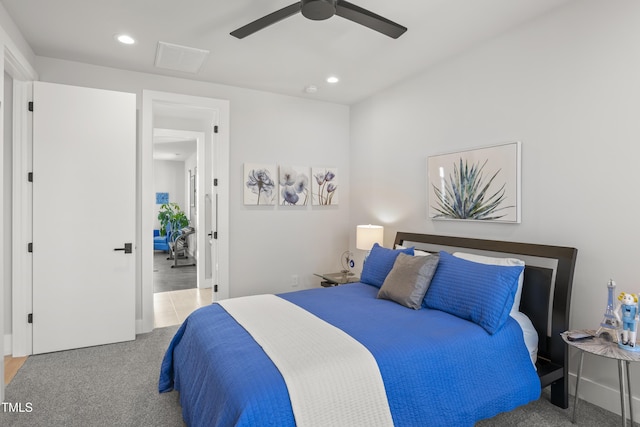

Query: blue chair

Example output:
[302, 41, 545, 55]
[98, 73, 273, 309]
[153, 223, 171, 251]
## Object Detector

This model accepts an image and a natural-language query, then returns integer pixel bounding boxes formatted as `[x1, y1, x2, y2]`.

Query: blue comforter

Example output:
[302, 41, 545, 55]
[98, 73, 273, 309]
[159, 283, 540, 426]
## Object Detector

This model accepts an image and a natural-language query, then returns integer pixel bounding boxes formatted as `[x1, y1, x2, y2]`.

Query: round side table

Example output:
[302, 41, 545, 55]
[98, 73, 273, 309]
[562, 329, 640, 427]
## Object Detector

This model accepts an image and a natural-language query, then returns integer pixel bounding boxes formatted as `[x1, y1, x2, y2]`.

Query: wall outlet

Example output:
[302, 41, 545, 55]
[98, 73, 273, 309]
[291, 274, 299, 288]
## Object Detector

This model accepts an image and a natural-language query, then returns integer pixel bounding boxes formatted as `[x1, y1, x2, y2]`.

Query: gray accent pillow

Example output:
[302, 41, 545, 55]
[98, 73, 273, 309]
[377, 252, 440, 309]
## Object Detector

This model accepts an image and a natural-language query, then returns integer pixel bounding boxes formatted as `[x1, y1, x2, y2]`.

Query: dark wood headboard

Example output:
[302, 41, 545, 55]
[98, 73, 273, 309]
[393, 232, 578, 409]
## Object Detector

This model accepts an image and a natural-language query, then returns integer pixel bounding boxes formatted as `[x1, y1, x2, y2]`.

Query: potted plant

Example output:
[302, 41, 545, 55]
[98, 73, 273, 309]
[157, 202, 189, 237]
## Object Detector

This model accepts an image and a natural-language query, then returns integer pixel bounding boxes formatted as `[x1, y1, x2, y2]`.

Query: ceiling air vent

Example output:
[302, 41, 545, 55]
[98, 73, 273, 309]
[154, 41, 210, 74]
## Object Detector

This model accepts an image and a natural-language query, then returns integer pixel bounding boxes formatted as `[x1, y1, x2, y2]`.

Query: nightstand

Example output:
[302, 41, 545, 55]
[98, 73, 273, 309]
[562, 329, 640, 426]
[314, 271, 359, 287]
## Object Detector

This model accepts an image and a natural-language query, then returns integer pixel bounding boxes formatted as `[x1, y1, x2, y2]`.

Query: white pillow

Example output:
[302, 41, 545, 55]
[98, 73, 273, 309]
[452, 252, 525, 314]
[510, 311, 539, 368]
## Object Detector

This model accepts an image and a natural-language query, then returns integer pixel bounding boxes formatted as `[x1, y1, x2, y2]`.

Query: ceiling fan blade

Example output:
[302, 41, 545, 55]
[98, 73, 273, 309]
[335, 1, 407, 39]
[231, 3, 301, 39]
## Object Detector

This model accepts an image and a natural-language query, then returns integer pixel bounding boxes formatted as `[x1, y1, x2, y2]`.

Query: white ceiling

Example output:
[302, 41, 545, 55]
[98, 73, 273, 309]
[2, 0, 571, 105]
[152, 102, 214, 160]
[153, 135, 197, 161]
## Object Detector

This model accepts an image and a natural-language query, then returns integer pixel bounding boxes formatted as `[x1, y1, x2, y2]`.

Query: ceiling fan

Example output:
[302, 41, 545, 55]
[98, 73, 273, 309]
[231, 0, 407, 39]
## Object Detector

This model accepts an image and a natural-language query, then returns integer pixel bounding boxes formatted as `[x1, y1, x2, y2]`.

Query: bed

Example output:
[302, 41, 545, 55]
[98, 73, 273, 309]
[159, 232, 578, 426]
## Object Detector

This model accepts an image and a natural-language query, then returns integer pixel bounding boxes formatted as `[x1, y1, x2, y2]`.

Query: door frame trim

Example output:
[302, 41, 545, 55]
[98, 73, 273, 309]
[8, 51, 37, 361]
[4, 29, 38, 403]
[10, 79, 33, 357]
[140, 90, 229, 333]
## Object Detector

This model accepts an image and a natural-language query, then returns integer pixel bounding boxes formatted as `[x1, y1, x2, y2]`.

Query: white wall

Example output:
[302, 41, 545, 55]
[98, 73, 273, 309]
[153, 159, 186, 230]
[34, 56, 351, 300]
[350, 0, 640, 415]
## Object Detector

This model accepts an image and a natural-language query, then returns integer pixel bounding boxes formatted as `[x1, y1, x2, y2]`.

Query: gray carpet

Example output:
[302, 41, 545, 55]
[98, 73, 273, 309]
[477, 389, 634, 427]
[1, 326, 184, 427]
[0, 325, 631, 426]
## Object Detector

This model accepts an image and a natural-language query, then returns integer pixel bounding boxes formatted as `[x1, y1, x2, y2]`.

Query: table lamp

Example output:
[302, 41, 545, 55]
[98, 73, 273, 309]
[356, 224, 384, 261]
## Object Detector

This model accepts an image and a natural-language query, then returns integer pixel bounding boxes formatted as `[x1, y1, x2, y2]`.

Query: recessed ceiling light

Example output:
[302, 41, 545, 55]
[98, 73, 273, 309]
[305, 85, 318, 94]
[116, 34, 136, 45]
[326, 76, 339, 84]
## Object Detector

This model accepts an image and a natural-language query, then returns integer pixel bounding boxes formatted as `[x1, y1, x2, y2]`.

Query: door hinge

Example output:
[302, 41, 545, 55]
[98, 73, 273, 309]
[214, 285, 218, 292]
[213, 178, 218, 187]
[28, 172, 33, 182]
[213, 125, 218, 134]
[27, 242, 33, 253]
[27, 313, 33, 324]
[28, 101, 33, 112]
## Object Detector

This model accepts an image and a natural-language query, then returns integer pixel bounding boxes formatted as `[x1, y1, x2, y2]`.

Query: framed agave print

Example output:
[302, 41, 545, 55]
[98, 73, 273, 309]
[244, 163, 277, 205]
[427, 142, 521, 223]
[279, 165, 310, 206]
[312, 167, 339, 206]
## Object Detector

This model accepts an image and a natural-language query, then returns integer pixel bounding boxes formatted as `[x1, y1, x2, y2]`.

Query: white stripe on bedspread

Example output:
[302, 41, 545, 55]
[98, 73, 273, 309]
[218, 294, 394, 427]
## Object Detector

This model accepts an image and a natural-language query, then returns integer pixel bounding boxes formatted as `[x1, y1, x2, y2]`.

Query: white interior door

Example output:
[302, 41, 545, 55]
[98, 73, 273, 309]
[32, 81, 136, 354]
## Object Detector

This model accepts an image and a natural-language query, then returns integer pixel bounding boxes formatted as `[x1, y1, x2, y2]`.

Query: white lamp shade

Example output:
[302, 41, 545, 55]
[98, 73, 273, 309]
[356, 224, 384, 250]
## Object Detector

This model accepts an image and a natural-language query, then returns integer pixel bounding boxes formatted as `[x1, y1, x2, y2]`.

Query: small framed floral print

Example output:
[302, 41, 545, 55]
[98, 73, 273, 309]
[279, 165, 310, 206]
[244, 163, 277, 205]
[312, 167, 338, 206]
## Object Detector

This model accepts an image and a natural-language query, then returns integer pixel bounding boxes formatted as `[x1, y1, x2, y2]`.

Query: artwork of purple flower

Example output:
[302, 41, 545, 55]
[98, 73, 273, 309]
[279, 166, 309, 206]
[312, 168, 338, 205]
[246, 168, 275, 205]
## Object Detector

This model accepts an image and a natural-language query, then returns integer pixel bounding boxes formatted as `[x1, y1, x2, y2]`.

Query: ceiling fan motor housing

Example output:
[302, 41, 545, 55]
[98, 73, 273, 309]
[301, 0, 337, 21]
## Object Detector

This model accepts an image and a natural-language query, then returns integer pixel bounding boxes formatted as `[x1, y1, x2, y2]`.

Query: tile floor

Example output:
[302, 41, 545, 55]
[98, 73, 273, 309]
[153, 251, 197, 293]
[154, 287, 213, 328]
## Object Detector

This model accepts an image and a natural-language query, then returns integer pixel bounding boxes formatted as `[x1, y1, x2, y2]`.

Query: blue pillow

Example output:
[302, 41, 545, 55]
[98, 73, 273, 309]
[360, 243, 414, 288]
[424, 251, 524, 335]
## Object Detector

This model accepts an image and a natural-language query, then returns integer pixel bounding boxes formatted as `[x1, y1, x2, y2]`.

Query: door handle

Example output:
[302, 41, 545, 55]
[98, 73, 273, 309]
[114, 243, 133, 254]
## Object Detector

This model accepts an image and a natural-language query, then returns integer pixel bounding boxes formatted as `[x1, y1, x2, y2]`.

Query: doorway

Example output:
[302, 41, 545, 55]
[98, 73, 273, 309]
[140, 90, 229, 333]
[152, 128, 200, 291]
[152, 127, 207, 327]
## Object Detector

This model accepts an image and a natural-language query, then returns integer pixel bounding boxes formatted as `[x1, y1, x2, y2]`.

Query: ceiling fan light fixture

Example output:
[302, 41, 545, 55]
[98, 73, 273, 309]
[301, 0, 337, 21]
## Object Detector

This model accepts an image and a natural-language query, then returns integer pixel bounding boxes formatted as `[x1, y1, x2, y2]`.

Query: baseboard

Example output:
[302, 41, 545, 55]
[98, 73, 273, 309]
[568, 371, 638, 418]
[4, 333, 12, 356]
[136, 318, 153, 335]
